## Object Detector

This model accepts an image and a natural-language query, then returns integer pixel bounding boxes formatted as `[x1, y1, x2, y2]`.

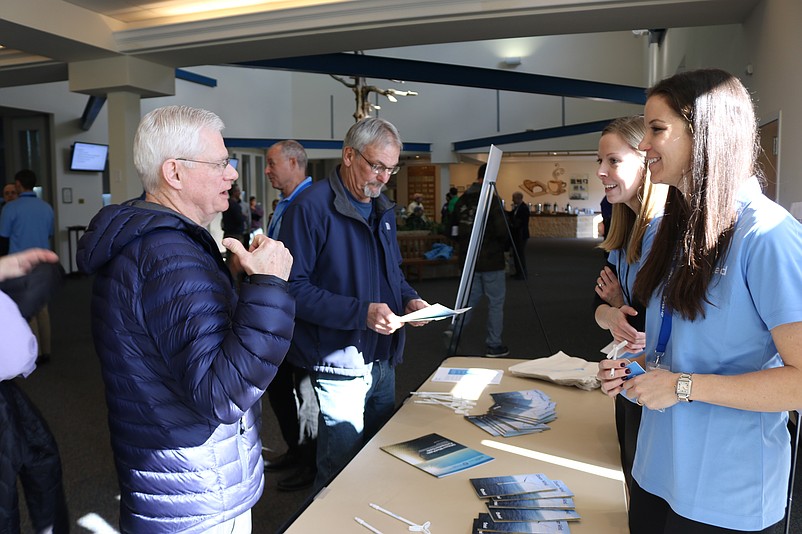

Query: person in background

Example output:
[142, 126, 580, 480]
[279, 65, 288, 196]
[222, 183, 248, 247]
[266, 198, 279, 231]
[263, 139, 318, 492]
[0, 183, 18, 218]
[240, 187, 251, 241]
[592, 116, 667, 498]
[599, 69, 802, 533]
[278, 117, 429, 490]
[447, 186, 460, 214]
[441, 186, 458, 224]
[403, 205, 428, 230]
[448, 163, 509, 357]
[508, 191, 530, 280]
[0, 171, 55, 257]
[599, 195, 612, 239]
[2, 184, 16, 201]
[407, 192, 427, 222]
[249, 196, 264, 237]
[76, 105, 295, 533]
[0, 247, 68, 534]
[0, 170, 55, 364]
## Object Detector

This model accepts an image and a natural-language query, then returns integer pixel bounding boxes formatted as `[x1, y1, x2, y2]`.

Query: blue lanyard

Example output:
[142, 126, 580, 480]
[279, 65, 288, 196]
[656, 307, 672, 354]
[656, 260, 676, 354]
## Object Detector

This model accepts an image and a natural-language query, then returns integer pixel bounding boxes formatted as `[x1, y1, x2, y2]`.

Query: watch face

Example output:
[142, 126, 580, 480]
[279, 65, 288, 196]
[677, 375, 692, 397]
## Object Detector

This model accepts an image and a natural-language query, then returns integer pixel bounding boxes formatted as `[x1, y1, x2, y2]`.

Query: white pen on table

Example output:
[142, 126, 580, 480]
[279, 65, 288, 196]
[369, 503, 432, 533]
[355, 517, 384, 534]
[606, 340, 629, 377]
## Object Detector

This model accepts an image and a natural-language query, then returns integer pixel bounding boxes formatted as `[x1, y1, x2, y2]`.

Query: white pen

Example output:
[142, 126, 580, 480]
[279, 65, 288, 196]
[355, 516, 384, 534]
[369, 503, 432, 533]
[606, 339, 628, 360]
[607, 340, 629, 377]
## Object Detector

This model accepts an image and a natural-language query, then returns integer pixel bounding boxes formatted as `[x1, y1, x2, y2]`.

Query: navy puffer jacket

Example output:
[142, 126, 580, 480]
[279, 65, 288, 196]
[76, 201, 294, 533]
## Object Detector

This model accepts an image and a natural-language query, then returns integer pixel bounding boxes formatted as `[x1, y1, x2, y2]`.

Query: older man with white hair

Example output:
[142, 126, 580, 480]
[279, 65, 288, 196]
[77, 105, 295, 533]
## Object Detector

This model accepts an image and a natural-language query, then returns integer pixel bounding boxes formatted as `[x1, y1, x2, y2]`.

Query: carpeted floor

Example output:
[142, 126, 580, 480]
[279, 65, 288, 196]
[13, 237, 800, 533]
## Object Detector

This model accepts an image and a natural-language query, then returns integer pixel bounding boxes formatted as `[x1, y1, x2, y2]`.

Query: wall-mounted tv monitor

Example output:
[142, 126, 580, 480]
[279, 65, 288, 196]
[70, 142, 108, 172]
[230, 157, 239, 170]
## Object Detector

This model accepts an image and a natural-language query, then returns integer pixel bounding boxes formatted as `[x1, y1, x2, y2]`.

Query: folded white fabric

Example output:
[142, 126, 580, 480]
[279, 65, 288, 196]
[508, 351, 600, 391]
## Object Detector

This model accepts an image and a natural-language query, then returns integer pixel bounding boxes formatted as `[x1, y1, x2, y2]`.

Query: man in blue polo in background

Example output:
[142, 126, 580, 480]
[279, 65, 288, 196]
[0, 169, 55, 363]
[262, 139, 318, 492]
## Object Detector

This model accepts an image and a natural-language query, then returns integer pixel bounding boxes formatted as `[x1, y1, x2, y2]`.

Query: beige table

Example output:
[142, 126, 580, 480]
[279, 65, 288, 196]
[285, 357, 628, 533]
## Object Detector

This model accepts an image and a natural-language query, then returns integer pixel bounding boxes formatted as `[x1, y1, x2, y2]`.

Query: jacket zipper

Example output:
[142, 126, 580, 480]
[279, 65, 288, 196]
[238, 416, 248, 482]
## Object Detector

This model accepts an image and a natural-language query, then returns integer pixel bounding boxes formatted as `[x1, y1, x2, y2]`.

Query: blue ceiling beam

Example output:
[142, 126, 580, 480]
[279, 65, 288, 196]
[175, 68, 217, 87]
[453, 119, 615, 151]
[77, 71, 215, 132]
[80, 95, 107, 131]
[225, 137, 430, 153]
[236, 53, 646, 104]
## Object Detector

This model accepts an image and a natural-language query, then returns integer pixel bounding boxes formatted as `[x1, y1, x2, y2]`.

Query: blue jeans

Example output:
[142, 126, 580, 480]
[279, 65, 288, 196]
[462, 270, 506, 347]
[311, 359, 395, 488]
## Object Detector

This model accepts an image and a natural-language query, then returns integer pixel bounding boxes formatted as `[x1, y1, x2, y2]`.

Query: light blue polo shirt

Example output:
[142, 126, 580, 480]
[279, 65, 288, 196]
[633, 177, 802, 530]
[0, 191, 54, 252]
[607, 213, 661, 311]
[267, 177, 312, 239]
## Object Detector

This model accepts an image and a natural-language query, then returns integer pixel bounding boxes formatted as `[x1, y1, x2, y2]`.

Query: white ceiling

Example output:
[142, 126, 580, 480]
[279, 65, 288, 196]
[0, 0, 762, 88]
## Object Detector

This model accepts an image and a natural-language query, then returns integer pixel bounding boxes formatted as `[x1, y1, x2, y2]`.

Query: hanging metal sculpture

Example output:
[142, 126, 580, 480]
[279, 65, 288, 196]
[331, 53, 418, 122]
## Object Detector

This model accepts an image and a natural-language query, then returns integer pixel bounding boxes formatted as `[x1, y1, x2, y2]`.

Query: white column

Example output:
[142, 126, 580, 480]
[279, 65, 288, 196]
[68, 56, 175, 202]
[107, 92, 142, 202]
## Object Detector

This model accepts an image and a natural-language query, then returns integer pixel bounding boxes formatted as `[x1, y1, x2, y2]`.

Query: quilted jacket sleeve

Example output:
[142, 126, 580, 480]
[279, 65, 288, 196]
[138, 235, 295, 425]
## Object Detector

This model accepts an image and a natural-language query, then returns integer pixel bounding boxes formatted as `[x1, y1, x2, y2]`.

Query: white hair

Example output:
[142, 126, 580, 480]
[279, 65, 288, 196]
[133, 105, 225, 193]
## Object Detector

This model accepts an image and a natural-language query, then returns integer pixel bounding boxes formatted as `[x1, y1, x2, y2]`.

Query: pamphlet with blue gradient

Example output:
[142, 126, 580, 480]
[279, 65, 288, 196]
[381, 432, 493, 478]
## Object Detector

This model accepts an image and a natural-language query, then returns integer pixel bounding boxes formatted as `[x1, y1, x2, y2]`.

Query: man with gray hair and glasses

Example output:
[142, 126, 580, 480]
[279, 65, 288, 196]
[77, 105, 295, 533]
[279, 117, 430, 489]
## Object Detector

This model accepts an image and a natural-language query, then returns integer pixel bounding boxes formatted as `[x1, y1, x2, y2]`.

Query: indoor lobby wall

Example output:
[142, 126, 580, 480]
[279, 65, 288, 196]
[742, 0, 802, 210]
[447, 157, 603, 215]
[4, 8, 802, 272]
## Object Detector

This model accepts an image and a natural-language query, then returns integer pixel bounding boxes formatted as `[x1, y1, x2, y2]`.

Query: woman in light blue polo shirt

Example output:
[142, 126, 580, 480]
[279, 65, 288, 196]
[593, 115, 667, 498]
[599, 68, 802, 532]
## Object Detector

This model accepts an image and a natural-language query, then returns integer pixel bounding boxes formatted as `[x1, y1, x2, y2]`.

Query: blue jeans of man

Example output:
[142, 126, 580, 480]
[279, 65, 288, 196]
[463, 270, 506, 347]
[311, 359, 395, 488]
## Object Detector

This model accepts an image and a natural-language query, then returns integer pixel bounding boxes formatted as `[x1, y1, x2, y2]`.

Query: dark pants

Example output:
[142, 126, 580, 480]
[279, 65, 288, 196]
[615, 394, 641, 495]
[629, 479, 782, 534]
[511, 236, 527, 276]
[266, 360, 318, 461]
[0, 382, 70, 534]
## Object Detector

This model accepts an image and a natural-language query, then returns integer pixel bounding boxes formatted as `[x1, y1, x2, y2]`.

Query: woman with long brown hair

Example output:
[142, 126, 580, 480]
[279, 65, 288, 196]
[600, 68, 802, 533]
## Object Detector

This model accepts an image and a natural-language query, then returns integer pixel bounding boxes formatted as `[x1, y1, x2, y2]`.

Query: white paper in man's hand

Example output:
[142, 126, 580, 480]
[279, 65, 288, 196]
[398, 303, 471, 323]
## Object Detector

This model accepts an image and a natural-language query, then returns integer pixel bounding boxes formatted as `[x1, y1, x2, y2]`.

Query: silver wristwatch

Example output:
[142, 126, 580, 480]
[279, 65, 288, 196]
[676, 373, 693, 402]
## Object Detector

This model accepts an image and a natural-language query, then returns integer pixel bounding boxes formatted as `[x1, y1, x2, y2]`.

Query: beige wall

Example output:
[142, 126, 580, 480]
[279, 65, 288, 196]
[446, 157, 602, 214]
[399, 156, 604, 223]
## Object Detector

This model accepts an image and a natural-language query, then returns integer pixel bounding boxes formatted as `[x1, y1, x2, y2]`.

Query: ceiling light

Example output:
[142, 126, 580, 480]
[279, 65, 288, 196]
[503, 56, 522, 67]
[159, 0, 282, 17]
